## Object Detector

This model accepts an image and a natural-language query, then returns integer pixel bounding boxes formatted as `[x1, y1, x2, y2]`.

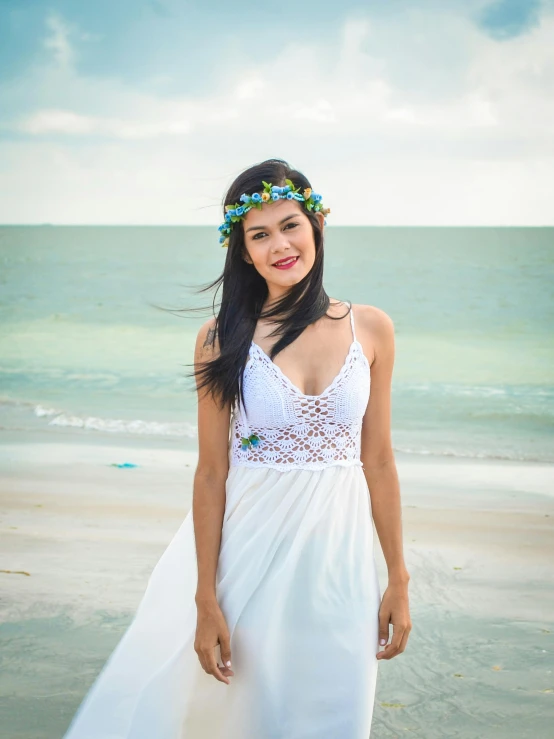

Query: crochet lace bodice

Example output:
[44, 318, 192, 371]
[229, 302, 371, 471]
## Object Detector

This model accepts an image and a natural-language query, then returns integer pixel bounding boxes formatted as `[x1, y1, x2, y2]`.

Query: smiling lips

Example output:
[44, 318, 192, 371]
[272, 256, 299, 270]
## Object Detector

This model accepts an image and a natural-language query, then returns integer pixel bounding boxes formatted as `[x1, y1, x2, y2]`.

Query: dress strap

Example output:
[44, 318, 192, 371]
[349, 301, 356, 342]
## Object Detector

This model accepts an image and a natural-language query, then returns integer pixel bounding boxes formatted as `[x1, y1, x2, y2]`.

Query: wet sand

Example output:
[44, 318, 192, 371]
[1, 429, 553, 738]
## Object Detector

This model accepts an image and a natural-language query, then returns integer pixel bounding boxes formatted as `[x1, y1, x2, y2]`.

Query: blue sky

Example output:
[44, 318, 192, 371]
[1, 0, 552, 224]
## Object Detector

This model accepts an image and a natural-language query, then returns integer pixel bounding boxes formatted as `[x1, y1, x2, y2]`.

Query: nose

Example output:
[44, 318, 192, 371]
[271, 233, 291, 254]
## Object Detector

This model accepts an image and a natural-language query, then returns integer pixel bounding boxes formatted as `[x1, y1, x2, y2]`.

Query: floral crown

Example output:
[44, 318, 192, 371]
[218, 179, 330, 247]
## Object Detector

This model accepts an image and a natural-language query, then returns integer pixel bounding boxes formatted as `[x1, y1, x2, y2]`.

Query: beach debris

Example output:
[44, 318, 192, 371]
[380, 702, 406, 709]
[0, 569, 31, 576]
[454, 673, 464, 678]
[491, 665, 503, 671]
[110, 462, 139, 468]
[453, 566, 462, 570]
[539, 688, 553, 693]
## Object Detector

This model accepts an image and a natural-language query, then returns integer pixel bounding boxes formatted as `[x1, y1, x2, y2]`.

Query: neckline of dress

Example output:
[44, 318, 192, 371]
[249, 338, 362, 399]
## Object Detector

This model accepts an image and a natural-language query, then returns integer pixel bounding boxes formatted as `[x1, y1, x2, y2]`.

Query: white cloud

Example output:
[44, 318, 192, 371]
[290, 99, 336, 123]
[236, 77, 265, 101]
[19, 109, 192, 138]
[1, 8, 553, 224]
[43, 14, 74, 68]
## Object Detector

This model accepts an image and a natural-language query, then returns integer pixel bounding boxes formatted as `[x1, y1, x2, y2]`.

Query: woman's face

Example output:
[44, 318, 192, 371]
[241, 198, 324, 292]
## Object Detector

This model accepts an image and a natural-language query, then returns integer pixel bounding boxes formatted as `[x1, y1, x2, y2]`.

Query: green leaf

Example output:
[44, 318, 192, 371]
[285, 178, 300, 193]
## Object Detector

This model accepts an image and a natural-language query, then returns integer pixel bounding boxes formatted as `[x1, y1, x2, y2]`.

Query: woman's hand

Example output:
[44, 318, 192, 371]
[376, 578, 412, 660]
[194, 597, 235, 684]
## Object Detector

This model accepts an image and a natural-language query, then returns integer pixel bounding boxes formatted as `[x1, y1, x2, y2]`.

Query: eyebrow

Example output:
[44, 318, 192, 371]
[244, 213, 299, 233]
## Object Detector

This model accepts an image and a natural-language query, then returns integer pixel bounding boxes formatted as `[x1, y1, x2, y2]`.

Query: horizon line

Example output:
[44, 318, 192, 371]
[0, 223, 552, 229]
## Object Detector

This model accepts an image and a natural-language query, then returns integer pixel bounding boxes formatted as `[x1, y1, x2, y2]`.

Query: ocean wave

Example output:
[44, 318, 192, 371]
[393, 445, 553, 463]
[1, 398, 551, 462]
[46, 412, 198, 438]
[396, 383, 554, 399]
[0, 398, 198, 438]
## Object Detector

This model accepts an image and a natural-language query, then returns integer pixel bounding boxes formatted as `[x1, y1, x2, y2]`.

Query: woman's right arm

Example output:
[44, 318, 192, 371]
[192, 318, 234, 684]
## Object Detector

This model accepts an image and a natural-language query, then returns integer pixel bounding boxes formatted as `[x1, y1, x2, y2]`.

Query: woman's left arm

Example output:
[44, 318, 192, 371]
[358, 305, 412, 660]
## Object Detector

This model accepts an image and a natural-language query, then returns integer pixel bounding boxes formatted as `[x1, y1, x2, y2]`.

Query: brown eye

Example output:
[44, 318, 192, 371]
[252, 222, 297, 240]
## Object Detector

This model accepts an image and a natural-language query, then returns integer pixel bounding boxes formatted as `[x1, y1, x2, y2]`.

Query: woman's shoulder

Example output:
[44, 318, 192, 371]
[350, 303, 395, 363]
[351, 303, 394, 334]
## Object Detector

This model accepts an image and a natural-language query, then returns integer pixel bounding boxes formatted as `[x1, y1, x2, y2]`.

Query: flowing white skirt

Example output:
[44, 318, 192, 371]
[64, 463, 381, 739]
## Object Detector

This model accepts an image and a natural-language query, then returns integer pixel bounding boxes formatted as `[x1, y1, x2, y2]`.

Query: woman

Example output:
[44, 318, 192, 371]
[63, 158, 411, 739]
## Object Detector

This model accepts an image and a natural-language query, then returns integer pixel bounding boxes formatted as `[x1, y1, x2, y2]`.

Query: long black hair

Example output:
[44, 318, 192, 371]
[182, 157, 347, 414]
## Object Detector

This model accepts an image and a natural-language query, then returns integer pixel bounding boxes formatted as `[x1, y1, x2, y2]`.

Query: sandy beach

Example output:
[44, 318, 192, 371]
[1, 429, 553, 738]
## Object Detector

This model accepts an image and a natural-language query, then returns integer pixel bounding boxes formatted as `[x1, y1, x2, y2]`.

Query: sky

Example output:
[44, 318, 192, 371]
[0, 0, 553, 225]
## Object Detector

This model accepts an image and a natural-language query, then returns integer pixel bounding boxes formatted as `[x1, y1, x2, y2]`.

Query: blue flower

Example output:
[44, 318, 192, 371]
[219, 235, 225, 243]
[240, 433, 260, 450]
[252, 192, 262, 202]
[218, 223, 226, 232]
[271, 192, 280, 201]
[240, 193, 251, 203]
[235, 206, 245, 216]
[286, 192, 294, 200]
[313, 193, 322, 202]
[225, 212, 232, 222]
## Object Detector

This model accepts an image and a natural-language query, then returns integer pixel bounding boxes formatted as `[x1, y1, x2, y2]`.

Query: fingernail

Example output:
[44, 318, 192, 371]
[379, 638, 386, 645]
[226, 660, 232, 667]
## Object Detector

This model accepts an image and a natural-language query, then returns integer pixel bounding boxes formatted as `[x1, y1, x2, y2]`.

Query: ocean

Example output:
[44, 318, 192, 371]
[1, 225, 552, 462]
[1, 225, 553, 738]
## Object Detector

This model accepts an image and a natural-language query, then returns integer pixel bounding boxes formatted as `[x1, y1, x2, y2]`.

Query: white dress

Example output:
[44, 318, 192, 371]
[63, 302, 381, 739]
